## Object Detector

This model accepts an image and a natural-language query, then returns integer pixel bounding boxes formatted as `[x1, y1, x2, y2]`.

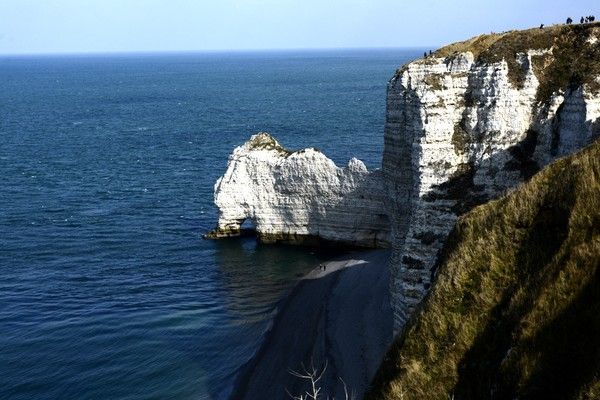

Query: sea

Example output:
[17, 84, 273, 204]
[0, 48, 421, 399]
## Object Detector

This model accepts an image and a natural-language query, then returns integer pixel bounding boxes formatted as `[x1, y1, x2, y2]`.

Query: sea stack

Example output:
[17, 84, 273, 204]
[207, 132, 390, 248]
[209, 23, 600, 335]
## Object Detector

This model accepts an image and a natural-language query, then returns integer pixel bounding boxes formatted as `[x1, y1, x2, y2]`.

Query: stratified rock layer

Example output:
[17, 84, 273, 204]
[385, 24, 600, 331]
[208, 24, 600, 336]
[208, 133, 390, 248]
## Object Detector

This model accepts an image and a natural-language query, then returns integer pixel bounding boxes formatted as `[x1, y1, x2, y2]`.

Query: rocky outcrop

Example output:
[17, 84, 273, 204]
[208, 24, 600, 336]
[385, 23, 600, 331]
[207, 133, 390, 248]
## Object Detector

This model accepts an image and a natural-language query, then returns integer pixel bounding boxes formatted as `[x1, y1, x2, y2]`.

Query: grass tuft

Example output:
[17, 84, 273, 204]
[246, 132, 293, 155]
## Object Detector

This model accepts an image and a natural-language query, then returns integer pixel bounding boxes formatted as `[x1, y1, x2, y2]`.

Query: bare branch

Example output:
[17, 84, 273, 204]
[314, 359, 328, 384]
[339, 377, 349, 400]
[287, 358, 353, 400]
[289, 368, 314, 380]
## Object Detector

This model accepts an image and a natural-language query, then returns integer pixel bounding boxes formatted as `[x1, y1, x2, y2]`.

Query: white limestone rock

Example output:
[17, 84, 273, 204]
[207, 25, 600, 336]
[385, 42, 600, 331]
[207, 133, 390, 248]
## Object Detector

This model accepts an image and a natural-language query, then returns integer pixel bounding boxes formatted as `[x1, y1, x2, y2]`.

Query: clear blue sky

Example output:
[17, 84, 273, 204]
[0, 0, 596, 54]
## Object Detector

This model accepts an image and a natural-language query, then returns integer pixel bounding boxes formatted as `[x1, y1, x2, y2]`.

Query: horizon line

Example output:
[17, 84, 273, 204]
[0, 45, 436, 58]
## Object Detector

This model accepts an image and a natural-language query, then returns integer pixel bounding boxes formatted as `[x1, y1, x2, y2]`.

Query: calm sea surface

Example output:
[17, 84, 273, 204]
[0, 49, 420, 399]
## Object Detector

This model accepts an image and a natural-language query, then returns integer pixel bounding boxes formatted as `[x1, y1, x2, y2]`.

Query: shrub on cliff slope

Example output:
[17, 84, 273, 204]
[368, 139, 600, 400]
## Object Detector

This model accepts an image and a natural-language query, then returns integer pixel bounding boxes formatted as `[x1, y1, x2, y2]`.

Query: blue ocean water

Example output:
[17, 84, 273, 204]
[0, 49, 420, 399]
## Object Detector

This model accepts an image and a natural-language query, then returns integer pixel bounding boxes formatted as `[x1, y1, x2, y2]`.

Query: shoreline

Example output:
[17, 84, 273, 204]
[230, 249, 393, 400]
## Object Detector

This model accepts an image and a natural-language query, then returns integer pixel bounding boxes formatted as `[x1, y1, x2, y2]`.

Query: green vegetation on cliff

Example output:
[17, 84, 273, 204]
[368, 139, 600, 399]
[246, 132, 293, 155]
[434, 22, 600, 102]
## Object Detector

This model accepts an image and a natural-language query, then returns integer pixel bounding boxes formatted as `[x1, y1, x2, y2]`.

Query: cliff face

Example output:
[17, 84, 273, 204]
[368, 139, 600, 400]
[207, 133, 390, 247]
[385, 23, 600, 330]
[209, 23, 600, 336]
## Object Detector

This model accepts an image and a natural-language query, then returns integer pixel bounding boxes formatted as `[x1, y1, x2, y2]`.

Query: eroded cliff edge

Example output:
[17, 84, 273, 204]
[208, 23, 600, 336]
[386, 22, 600, 331]
[206, 133, 390, 248]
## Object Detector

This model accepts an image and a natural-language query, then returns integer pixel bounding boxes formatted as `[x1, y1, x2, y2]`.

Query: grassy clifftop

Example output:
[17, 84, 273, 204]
[368, 139, 600, 399]
[429, 22, 600, 101]
[434, 22, 599, 59]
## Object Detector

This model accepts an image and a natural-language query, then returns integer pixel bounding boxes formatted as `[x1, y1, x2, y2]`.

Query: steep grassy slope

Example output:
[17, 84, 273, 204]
[368, 139, 600, 399]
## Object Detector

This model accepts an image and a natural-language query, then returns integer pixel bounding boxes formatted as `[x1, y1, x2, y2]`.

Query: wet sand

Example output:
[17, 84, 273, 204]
[230, 249, 393, 400]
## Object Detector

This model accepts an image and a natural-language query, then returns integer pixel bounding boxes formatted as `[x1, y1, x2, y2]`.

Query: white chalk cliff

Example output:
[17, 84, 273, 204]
[209, 23, 600, 333]
[207, 133, 390, 248]
[385, 24, 600, 330]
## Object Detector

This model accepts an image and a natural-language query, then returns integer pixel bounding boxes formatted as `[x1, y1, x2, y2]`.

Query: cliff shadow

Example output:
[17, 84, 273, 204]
[448, 188, 575, 399]
[230, 249, 393, 400]
[448, 205, 600, 400]
[301, 168, 391, 249]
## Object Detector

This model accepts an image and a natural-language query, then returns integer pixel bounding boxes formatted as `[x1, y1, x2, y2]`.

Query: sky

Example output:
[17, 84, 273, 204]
[0, 0, 597, 55]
